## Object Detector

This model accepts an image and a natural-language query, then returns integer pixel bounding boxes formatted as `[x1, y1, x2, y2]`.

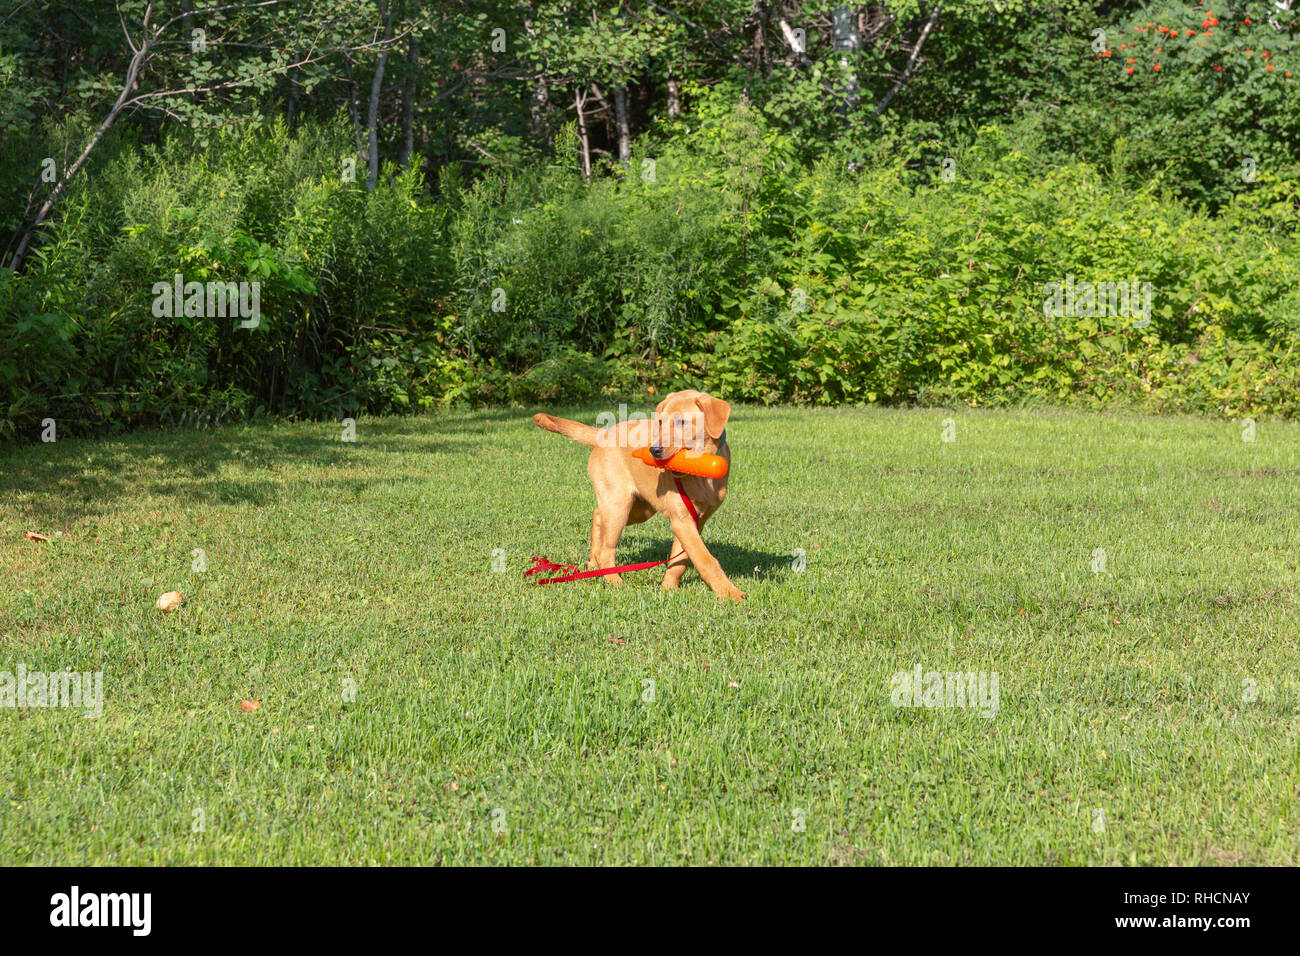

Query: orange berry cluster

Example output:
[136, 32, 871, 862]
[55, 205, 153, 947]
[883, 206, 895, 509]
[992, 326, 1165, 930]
[1114, 13, 1291, 79]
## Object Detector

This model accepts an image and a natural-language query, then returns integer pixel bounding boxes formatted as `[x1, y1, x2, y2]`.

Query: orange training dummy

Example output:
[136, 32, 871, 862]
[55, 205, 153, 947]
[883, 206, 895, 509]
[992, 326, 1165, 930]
[633, 446, 729, 479]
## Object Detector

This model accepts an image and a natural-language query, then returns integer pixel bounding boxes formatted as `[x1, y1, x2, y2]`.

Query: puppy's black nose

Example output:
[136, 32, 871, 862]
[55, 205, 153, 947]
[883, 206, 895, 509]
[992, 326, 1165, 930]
[649, 445, 665, 458]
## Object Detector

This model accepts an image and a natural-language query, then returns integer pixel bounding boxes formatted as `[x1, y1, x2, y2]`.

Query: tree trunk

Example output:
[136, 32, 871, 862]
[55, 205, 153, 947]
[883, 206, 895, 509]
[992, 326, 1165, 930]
[666, 75, 681, 116]
[612, 84, 631, 165]
[832, 7, 861, 114]
[875, 5, 942, 116]
[778, 18, 812, 68]
[574, 88, 592, 180]
[8, 37, 151, 271]
[346, 57, 364, 159]
[286, 66, 299, 127]
[366, 0, 393, 191]
[399, 35, 418, 167]
[524, 19, 550, 140]
[531, 76, 550, 140]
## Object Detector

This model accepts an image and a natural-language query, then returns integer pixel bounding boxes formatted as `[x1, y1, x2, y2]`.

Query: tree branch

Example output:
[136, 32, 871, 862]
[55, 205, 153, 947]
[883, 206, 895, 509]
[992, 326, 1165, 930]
[875, 4, 940, 116]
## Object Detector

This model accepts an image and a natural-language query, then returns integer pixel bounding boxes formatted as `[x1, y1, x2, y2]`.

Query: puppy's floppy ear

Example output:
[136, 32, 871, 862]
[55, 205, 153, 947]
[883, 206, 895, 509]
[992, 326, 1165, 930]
[695, 394, 731, 440]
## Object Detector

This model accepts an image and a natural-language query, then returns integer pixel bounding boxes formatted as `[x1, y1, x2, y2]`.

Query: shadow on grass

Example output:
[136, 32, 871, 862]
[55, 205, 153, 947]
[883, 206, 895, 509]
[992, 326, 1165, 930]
[0, 417, 480, 525]
[616, 540, 792, 581]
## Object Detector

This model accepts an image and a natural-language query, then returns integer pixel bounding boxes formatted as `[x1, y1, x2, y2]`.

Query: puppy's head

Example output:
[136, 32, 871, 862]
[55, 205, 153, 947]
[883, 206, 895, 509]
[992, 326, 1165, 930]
[647, 389, 730, 460]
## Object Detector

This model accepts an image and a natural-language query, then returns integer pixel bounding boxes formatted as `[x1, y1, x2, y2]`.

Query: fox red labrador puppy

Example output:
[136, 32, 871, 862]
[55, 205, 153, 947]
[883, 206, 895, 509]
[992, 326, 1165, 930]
[533, 389, 744, 601]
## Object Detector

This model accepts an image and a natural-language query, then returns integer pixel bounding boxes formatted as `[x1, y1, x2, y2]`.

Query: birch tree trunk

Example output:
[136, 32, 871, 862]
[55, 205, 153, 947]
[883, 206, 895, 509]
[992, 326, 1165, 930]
[575, 88, 592, 180]
[832, 7, 861, 114]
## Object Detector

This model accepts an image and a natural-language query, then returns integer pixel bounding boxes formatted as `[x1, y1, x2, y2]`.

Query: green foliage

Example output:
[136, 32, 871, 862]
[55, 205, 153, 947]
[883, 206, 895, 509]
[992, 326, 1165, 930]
[706, 121, 1300, 417]
[1041, 2, 1300, 209]
[2, 119, 453, 437]
[432, 100, 1300, 419]
[3, 97, 1299, 440]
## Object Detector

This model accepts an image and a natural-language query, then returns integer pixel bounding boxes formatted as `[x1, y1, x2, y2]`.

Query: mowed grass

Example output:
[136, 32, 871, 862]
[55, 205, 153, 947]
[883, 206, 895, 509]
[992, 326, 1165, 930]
[0, 404, 1297, 866]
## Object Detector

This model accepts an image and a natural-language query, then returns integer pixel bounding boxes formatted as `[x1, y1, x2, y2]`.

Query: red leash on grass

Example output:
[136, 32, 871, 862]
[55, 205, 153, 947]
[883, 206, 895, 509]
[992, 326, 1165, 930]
[526, 476, 700, 585]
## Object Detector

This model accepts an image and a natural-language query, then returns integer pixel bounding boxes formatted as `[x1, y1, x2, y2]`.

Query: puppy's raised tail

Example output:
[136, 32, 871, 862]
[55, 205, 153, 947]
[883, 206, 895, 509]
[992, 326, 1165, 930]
[532, 413, 599, 448]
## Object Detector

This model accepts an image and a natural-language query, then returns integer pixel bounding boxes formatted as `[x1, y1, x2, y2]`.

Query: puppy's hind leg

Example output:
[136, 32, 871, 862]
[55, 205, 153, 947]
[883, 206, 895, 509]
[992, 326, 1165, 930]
[591, 502, 630, 585]
[588, 509, 602, 570]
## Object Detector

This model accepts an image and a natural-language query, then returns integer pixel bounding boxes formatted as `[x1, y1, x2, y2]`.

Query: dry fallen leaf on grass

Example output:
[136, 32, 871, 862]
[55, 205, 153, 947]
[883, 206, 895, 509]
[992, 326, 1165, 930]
[607, 637, 625, 645]
[239, 699, 260, 712]
[155, 590, 183, 612]
[22, 531, 49, 543]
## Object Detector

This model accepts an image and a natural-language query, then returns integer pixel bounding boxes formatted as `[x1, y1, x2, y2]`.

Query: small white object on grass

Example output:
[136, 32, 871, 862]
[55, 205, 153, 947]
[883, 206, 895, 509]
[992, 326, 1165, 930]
[156, 590, 183, 612]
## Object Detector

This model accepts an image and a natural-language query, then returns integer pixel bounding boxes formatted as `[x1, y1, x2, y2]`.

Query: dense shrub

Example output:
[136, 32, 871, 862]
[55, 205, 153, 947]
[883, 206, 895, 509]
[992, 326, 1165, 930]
[1, 120, 454, 438]
[2, 97, 1299, 441]
[891, 1, 1300, 212]
[703, 122, 1300, 417]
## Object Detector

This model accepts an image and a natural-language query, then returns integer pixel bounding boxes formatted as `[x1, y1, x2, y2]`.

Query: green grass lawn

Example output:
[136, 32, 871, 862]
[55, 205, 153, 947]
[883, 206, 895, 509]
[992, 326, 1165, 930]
[0, 404, 1297, 865]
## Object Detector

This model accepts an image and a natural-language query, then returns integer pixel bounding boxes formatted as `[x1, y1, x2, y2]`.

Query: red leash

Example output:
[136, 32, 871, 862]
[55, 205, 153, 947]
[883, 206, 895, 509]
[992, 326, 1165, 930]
[526, 476, 700, 585]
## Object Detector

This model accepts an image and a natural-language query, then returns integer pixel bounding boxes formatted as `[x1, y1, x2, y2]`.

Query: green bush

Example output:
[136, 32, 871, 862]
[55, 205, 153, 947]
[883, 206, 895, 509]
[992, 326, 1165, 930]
[699, 117, 1300, 417]
[2, 119, 454, 437]
[2, 102, 1298, 440]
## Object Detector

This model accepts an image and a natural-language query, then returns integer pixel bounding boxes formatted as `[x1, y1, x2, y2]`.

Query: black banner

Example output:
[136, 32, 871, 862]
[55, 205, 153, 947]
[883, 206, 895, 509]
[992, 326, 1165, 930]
[0, 865, 1286, 943]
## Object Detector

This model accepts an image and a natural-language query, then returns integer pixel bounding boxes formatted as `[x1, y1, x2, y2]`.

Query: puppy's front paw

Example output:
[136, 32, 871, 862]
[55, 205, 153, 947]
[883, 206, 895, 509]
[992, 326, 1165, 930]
[720, 587, 746, 602]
